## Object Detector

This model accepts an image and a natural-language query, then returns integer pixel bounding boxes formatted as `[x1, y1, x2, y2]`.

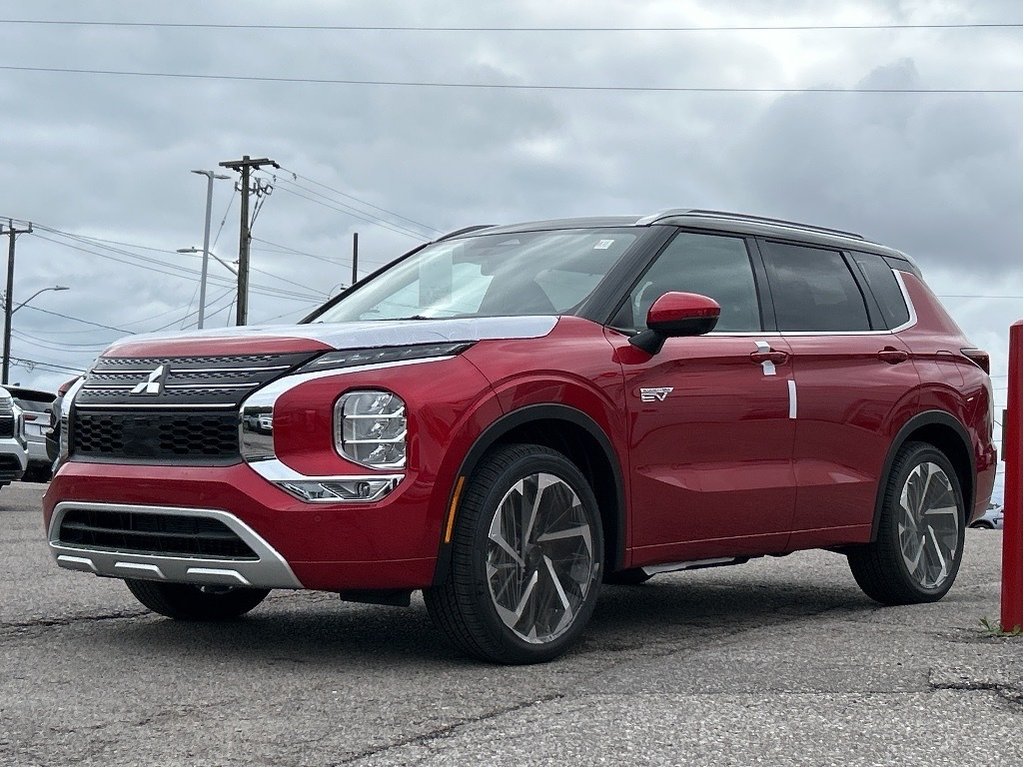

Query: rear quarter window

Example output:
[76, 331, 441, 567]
[761, 241, 870, 332]
[852, 252, 912, 329]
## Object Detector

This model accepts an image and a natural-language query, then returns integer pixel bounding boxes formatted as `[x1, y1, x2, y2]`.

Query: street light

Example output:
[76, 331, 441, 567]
[2, 285, 70, 384]
[189, 170, 231, 330]
[177, 247, 239, 275]
[178, 247, 238, 328]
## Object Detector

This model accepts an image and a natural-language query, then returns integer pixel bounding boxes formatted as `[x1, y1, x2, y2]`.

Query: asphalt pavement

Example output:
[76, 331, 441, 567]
[2, 481, 1020, 766]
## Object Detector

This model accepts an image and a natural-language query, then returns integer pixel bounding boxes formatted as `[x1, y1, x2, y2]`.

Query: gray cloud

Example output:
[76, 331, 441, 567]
[0, 0, 1019, 393]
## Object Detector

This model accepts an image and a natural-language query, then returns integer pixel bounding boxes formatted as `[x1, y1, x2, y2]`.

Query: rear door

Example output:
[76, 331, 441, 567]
[758, 240, 921, 548]
[610, 231, 797, 566]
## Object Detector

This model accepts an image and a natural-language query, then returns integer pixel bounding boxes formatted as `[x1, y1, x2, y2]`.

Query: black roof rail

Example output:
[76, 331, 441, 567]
[636, 208, 864, 240]
[433, 224, 495, 242]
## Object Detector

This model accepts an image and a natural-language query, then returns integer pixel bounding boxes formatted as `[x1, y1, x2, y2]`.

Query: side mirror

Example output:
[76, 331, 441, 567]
[629, 292, 721, 355]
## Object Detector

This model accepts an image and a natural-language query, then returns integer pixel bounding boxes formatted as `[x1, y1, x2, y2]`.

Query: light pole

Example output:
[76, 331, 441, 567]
[2, 285, 69, 384]
[190, 170, 230, 329]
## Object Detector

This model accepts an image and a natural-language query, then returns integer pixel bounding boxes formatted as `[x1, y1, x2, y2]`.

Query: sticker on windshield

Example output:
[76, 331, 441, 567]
[593, 239, 615, 250]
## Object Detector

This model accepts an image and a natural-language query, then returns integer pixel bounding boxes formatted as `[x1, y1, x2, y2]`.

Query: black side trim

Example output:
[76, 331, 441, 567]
[871, 410, 976, 540]
[432, 404, 627, 584]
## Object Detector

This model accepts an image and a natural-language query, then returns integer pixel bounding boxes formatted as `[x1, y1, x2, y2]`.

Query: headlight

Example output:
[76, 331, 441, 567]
[335, 390, 407, 468]
[301, 342, 472, 374]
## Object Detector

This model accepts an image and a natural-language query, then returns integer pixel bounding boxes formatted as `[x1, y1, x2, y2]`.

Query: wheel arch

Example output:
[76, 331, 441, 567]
[431, 404, 627, 584]
[871, 409, 975, 540]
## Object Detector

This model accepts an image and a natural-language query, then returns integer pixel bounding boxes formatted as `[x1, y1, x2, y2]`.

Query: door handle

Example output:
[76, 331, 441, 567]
[877, 347, 910, 364]
[750, 351, 790, 365]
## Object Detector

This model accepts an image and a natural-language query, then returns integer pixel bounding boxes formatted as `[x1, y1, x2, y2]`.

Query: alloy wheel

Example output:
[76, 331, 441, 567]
[896, 461, 961, 590]
[485, 472, 596, 644]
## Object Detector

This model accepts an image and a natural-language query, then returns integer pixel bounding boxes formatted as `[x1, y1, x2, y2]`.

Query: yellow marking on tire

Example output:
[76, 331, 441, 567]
[444, 476, 466, 544]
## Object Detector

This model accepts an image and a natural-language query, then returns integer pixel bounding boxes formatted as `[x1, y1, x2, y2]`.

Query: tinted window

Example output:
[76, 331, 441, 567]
[852, 252, 911, 329]
[614, 232, 760, 332]
[761, 242, 870, 332]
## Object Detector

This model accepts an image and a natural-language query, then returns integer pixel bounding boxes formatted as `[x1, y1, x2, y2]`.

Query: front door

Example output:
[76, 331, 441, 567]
[608, 231, 797, 566]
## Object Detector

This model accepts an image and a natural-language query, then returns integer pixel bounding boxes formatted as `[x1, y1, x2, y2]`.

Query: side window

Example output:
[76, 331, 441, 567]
[852, 252, 911, 329]
[761, 241, 870, 332]
[614, 232, 761, 332]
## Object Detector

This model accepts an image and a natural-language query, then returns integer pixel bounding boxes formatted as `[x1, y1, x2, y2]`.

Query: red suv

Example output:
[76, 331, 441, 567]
[43, 209, 997, 663]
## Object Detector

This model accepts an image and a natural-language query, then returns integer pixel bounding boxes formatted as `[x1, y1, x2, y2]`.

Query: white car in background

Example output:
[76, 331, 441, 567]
[969, 503, 1004, 530]
[6, 386, 56, 481]
[0, 387, 27, 489]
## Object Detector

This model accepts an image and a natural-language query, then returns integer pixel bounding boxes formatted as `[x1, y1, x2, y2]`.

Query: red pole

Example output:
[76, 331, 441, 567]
[1000, 320, 1022, 632]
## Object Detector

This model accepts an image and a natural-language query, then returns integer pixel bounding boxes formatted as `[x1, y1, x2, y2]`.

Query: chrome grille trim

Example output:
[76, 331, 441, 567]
[74, 351, 319, 409]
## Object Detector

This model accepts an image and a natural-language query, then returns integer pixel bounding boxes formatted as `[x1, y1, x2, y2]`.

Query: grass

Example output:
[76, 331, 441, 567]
[979, 617, 1023, 637]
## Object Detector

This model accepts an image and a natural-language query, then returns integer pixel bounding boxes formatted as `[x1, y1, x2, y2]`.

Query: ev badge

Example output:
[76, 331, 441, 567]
[639, 386, 674, 403]
[130, 364, 167, 395]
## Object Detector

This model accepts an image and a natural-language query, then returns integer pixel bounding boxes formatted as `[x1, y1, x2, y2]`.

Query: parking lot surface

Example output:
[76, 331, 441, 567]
[3, 481, 1021, 766]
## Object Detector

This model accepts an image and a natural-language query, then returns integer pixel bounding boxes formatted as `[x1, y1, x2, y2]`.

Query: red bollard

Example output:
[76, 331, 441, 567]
[1000, 320, 1022, 632]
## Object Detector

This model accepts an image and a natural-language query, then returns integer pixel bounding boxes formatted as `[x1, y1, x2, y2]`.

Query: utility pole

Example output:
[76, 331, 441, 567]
[218, 155, 278, 325]
[1, 219, 31, 385]
[190, 169, 230, 329]
[351, 232, 359, 287]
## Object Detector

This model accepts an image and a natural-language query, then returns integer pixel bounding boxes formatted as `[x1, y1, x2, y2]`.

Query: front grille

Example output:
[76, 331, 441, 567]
[58, 508, 258, 560]
[73, 411, 241, 462]
[0, 415, 13, 438]
[68, 351, 319, 464]
[75, 352, 317, 408]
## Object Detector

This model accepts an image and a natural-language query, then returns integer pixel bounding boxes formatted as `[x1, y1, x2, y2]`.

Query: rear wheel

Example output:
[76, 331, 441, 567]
[425, 443, 603, 664]
[848, 441, 965, 605]
[126, 579, 270, 620]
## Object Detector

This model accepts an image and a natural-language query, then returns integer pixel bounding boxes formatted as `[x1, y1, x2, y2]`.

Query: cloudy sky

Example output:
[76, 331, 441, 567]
[0, 0, 1021, 490]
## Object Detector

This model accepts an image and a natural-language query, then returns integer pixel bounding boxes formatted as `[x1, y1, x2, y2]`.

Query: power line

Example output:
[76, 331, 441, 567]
[272, 181, 428, 240]
[264, 175, 430, 239]
[2, 65, 1018, 94]
[10, 329, 110, 350]
[1, 20, 1020, 32]
[275, 165, 441, 234]
[250, 236, 340, 265]
[17, 304, 133, 333]
[32, 227, 323, 302]
[273, 185, 428, 241]
[10, 356, 87, 375]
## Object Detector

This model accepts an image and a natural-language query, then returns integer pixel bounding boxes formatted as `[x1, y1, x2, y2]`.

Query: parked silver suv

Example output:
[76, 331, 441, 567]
[0, 387, 27, 489]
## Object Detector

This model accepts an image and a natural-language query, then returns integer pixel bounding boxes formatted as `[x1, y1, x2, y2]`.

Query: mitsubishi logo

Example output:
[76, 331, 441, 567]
[130, 365, 167, 396]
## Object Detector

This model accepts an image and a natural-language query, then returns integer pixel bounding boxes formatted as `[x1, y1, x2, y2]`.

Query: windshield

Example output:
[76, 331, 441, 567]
[313, 228, 639, 323]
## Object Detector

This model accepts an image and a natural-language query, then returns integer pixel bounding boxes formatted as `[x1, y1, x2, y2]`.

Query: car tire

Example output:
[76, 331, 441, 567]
[604, 568, 653, 585]
[848, 441, 965, 605]
[424, 443, 604, 664]
[125, 579, 270, 620]
[969, 521, 993, 529]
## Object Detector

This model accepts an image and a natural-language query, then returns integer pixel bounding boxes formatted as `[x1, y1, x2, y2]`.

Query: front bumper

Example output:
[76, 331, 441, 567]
[0, 437, 28, 482]
[43, 460, 442, 591]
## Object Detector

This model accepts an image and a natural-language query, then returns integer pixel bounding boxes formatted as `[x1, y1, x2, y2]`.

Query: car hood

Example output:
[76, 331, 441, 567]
[102, 316, 559, 358]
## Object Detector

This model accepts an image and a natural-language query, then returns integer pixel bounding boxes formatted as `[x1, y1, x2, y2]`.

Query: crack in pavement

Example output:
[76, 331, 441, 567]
[333, 601, 856, 764]
[0, 608, 149, 635]
[337, 692, 567, 765]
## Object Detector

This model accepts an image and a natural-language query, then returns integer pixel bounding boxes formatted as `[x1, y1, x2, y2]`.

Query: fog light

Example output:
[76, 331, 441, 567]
[276, 475, 402, 503]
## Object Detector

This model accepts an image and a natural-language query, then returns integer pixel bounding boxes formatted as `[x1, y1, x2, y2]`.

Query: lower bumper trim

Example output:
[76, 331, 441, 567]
[49, 501, 303, 589]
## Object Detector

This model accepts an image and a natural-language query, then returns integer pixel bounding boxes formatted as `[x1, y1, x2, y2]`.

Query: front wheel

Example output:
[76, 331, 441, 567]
[126, 579, 270, 620]
[425, 443, 604, 664]
[848, 441, 965, 605]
